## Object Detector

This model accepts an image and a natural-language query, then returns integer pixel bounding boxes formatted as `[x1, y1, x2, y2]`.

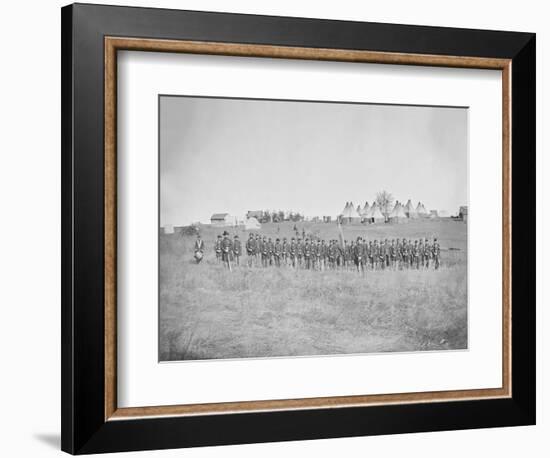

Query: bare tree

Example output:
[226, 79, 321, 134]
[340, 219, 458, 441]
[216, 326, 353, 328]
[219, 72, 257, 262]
[375, 190, 394, 220]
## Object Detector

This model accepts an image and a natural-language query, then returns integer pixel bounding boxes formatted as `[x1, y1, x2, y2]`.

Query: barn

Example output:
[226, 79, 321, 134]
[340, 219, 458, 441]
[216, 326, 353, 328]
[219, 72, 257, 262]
[210, 213, 236, 227]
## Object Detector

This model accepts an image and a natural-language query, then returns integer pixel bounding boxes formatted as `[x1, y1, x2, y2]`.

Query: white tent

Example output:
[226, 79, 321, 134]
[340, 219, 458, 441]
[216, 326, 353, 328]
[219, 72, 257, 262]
[415, 202, 428, 217]
[404, 199, 418, 218]
[243, 217, 261, 230]
[361, 201, 370, 217]
[340, 201, 361, 223]
[367, 203, 385, 223]
[389, 201, 407, 223]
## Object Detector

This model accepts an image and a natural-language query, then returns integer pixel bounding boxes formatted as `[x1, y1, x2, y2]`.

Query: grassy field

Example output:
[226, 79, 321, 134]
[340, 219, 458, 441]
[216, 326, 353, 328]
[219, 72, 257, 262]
[160, 219, 467, 361]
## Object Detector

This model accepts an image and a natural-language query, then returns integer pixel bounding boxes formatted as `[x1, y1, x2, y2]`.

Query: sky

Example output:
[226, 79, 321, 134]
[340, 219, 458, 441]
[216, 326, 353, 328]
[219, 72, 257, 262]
[160, 96, 467, 227]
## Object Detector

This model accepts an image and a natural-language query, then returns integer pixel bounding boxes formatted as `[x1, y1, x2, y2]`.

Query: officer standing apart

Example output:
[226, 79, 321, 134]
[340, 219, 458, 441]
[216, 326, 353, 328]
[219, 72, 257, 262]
[193, 234, 204, 264]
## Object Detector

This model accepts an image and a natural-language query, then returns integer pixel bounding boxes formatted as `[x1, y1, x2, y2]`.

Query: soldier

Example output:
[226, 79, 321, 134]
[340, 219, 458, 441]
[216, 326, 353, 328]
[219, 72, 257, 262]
[395, 238, 402, 270]
[336, 242, 345, 270]
[373, 240, 380, 270]
[433, 237, 441, 269]
[343, 240, 351, 270]
[359, 239, 367, 273]
[378, 239, 386, 270]
[314, 240, 322, 271]
[281, 237, 289, 266]
[290, 237, 297, 268]
[389, 239, 397, 270]
[367, 241, 374, 269]
[352, 238, 363, 273]
[214, 235, 222, 263]
[401, 238, 409, 268]
[412, 240, 420, 269]
[296, 238, 304, 268]
[320, 239, 327, 271]
[423, 238, 431, 269]
[303, 238, 312, 269]
[246, 233, 257, 267]
[254, 234, 261, 266]
[383, 239, 390, 268]
[267, 237, 274, 266]
[327, 240, 335, 270]
[221, 231, 233, 270]
[418, 238, 425, 268]
[233, 235, 242, 266]
[273, 238, 282, 267]
[193, 234, 205, 264]
[349, 240, 357, 267]
[261, 236, 269, 267]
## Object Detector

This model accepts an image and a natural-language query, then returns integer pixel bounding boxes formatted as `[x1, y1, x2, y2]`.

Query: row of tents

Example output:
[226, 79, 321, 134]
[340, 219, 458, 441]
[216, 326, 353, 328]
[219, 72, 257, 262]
[339, 200, 431, 224]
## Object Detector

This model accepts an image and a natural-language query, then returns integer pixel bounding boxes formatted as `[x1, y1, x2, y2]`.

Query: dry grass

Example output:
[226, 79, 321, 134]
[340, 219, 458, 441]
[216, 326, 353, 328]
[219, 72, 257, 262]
[160, 220, 467, 360]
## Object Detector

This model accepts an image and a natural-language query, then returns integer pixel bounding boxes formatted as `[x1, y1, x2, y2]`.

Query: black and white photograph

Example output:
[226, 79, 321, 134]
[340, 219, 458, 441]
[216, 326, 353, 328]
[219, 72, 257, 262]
[159, 95, 468, 361]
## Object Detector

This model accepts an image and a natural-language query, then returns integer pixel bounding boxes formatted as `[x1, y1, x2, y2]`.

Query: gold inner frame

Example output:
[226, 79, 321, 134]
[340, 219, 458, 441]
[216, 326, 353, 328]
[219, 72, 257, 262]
[104, 37, 512, 421]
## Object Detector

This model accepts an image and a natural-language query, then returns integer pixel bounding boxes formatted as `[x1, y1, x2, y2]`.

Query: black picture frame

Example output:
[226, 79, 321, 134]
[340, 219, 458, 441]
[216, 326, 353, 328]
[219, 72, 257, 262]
[61, 3, 535, 454]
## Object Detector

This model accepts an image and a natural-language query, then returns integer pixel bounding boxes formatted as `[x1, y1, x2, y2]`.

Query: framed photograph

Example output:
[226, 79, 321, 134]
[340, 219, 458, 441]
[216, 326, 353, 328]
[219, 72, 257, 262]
[61, 3, 535, 454]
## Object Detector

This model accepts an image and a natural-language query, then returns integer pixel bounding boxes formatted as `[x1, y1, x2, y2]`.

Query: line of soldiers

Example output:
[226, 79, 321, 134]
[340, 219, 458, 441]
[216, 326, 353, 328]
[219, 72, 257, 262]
[243, 234, 440, 271]
[197, 231, 442, 271]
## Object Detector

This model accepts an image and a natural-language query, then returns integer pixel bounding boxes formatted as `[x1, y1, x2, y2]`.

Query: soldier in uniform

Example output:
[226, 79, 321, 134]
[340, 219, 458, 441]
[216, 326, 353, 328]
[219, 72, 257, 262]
[357, 239, 364, 272]
[343, 240, 350, 270]
[336, 242, 344, 270]
[246, 233, 256, 267]
[328, 240, 337, 270]
[410, 239, 416, 268]
[290, 237, 297, 268]
[254, 234, 261, 266]
[396, 238, 403, 270]
[379, 239, 386, 269]
[389, 239, 397, 270]
[273, 238, 282, 267]
[320, 239, 327, 271]
[433, 237, 441, 269]
[353, 237, 365, 273]
[418, 238, 425, 268]
[303, 238, 312, 269]
[367, 241, 373, 270]
[214, 235, 222, 263]
[193, 234, 205, 264]
[261, 236, 269, 267]
[351, 240, 357, 272]
[296, 238, 304, 268]
[386, 239, 391, 268]
[423, 238, 431, 269]
[373, 240, 380, 270]
[220, 231, 233, 270]
[232, 235, 242, 266]
[412, 239, 420, 269]
[282, 237, 289, 267]
[401, 238, 409, 268]
[314, 240, 322, 271]
[267, 237, 274, 266]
